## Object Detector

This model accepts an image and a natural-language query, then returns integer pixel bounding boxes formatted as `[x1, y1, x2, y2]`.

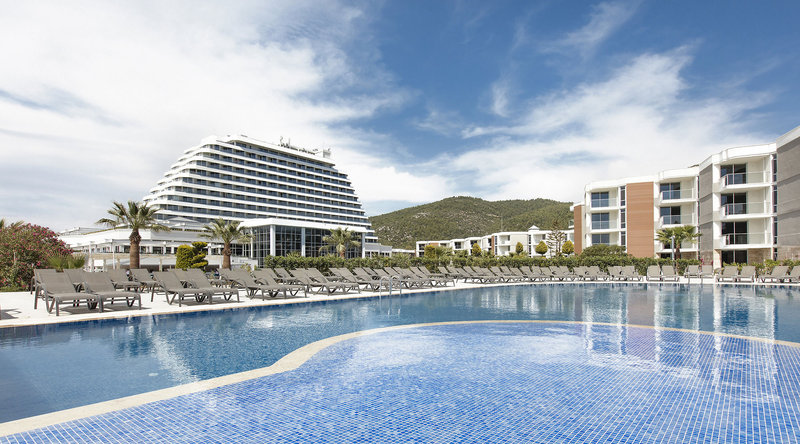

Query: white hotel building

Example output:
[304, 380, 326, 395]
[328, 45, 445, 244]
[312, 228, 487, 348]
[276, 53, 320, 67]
[416, 225, 574, 258]
[573, 124, 800, 267]
[62, 135, 391, 268]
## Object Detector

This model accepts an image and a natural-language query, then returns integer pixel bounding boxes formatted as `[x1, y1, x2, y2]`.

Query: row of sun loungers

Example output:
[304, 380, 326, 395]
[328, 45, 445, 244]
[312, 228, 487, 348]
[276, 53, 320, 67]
[30, 263, 800, 316]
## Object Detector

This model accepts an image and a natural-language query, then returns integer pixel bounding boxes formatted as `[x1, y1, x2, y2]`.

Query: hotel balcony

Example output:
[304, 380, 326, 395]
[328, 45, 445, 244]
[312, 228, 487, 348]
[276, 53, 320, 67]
[720, 171, 770, 191]
[657, 189, 696, 204]
[658, 215, 698, 228]
[588, 198, 619, 212]
[590, 222, 618, 232]
[719, 202, 771, 220]
[720, 232, 769, 248]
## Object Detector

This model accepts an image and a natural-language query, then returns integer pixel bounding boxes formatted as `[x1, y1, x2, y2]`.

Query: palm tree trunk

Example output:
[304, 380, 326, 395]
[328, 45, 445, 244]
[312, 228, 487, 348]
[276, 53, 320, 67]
[223, 242, 232, 270]
[130, 230, 141, 269]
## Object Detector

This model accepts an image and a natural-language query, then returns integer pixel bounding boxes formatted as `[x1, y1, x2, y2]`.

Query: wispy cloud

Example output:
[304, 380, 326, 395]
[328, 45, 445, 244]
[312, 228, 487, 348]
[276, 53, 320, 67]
[442, 47, 772, 203]
[0, 1, 441, 229]
[544, 0, 641, 58]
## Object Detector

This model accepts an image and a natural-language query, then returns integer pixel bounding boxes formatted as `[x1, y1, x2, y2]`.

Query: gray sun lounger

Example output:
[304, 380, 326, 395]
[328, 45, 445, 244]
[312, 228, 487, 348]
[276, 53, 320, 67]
[186, 268, 240, 302]
[716, 266, 739, 282]
[83, 272, 142, 311]
[130, 268, 160, 301]
[737, 266, 757, 283]
[153, 271, 212, 307]
[38, 272, 102, 316]
[252, 269, 306, 298]
[761, 266, 789, 283]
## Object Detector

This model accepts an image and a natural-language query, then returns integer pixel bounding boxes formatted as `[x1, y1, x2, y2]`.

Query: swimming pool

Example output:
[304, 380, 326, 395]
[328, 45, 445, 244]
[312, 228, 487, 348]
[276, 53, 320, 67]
[2, 284, 800, 441]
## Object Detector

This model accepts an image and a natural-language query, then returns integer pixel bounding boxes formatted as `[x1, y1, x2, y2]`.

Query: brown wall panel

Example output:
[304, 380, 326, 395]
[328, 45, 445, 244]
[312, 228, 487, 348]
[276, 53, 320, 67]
[626, 182, 655, 257]
[573, 205, 583, 254]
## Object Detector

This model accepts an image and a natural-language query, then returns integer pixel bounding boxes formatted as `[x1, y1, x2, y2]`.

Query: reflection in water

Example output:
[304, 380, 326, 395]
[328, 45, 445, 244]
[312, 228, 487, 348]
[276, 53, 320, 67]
[1, 284, 799, 423]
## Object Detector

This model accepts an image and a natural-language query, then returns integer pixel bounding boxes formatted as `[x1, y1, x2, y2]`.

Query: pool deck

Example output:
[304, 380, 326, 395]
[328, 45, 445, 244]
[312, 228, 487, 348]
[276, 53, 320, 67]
[0, 276, 793, 328]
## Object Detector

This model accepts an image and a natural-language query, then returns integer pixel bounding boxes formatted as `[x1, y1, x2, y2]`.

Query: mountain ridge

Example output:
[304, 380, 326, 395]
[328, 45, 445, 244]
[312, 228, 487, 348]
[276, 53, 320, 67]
[368, 196, 573, 250]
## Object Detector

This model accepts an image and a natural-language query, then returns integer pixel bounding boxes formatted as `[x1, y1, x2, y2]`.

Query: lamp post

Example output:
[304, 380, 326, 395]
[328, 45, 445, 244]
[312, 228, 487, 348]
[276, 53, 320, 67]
[160, 241, 167, 272]
[106, 239, 115, 270]
[670, 235, 676, 264]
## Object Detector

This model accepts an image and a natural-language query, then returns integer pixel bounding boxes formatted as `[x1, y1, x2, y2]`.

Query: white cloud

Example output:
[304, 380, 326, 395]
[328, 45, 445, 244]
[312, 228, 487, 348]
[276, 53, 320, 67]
[0, 0, 433, 230]
[446, 48, 772, 204]
[544, 0, 640, 58]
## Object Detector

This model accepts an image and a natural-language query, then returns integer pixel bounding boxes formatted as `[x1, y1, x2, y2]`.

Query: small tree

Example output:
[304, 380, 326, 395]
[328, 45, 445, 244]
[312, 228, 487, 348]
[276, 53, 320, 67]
[471, 242, 483, 257]
[562, 240, 575, 255]
[423, 244, 437, 258]
[96, 201, 169, 269]
[176, 242, 208, 269]
[655, 225, 701, 258]
[546, 230, 567, 257]
[320, 227, 361, 258]
[515, 242, 525, 255]
[535, 241, 549, 256]
[202, 218, 251, 270]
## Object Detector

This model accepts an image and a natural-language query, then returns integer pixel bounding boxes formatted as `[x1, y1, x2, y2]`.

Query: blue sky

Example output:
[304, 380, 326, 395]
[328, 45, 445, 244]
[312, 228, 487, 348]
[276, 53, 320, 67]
[1, 0, 799, 230]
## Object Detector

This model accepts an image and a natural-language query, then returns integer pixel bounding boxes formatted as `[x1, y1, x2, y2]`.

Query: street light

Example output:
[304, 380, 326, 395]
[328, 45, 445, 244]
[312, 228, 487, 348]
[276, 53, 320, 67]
[670, 235, 676, 263]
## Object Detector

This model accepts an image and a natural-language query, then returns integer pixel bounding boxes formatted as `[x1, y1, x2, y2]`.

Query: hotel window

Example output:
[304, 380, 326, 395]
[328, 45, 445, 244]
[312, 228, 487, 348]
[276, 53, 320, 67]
[721, 193, 747, 215]
[591, 191, 610, 208]
[591, 234, 610, 245]
[620, 209, 626, 228]
[660, 206, 681, 225]
[772, 154, 777, 182]
[720, 163, 747, 185]
[619, 186, 626, 206]
[620, 231, 626, 246]
[721, 221, 748, 245]
[773, 185, 778, 214]
[774, 218, 778, 245]
[591, 213, 610, 229]
[660, 182, 681, 200]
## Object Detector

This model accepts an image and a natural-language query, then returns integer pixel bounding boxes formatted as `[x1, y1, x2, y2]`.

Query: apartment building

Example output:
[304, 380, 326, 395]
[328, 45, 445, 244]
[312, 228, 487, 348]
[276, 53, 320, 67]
[574, 124, 800, 267]
[416, 225, 574, 258]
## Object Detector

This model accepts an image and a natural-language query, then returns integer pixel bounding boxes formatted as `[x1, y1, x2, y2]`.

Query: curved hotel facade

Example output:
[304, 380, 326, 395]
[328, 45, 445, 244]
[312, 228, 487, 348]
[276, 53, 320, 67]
[62, 135, 389, 268]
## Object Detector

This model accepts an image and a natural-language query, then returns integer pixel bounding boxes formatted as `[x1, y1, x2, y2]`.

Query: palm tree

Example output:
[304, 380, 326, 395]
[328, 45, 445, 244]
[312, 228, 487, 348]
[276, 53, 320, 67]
[655, 225, 701, 258]
[320, 227, 361, 258]
[202, 218, 251, 270]
[97, 201, 169, 269]
[0, 218, 23, 230]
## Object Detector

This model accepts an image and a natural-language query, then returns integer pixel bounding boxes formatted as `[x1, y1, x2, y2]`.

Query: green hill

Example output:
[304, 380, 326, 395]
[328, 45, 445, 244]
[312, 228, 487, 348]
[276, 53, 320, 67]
[368, 196, 573, 250]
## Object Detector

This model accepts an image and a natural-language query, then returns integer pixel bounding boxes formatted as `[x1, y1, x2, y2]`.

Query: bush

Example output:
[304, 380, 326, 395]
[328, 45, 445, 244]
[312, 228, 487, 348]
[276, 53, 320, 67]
[0, 223, 72, 290]
[580, 244, 628, 257]
[535, 241, 548, 255]
[562, 240, 574, 255]
[176, 242, 208, 269]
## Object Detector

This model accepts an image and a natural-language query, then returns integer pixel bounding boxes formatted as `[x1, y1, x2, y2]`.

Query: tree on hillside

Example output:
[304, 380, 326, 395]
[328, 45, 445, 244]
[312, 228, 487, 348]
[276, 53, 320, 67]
[535, 241, 548, 256]
[202, 218, 251, 269]
[320, 227, 361, 258]
[97, 201, 169, 269]
[655, 225, 701, 258]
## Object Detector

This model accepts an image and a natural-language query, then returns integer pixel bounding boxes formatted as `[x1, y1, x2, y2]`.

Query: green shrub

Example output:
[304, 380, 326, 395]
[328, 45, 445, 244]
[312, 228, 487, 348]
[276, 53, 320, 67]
[535, 241, 548, 255]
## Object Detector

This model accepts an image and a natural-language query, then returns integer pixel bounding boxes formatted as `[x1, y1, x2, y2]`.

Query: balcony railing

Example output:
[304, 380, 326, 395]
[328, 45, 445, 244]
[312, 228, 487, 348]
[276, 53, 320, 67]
[719, 202, 768, 217]
[659, 189, 696, 201]
[721, 232, 767, 246]
[721, 171, 769, 187]
[590, 198, 618, 208]
[659, 215, 696, 226]
[591, 222, 617, 230]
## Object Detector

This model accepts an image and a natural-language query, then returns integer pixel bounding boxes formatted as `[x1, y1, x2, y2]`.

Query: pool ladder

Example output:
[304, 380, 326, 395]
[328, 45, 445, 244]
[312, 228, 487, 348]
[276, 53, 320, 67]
[378, 275, 402, 297]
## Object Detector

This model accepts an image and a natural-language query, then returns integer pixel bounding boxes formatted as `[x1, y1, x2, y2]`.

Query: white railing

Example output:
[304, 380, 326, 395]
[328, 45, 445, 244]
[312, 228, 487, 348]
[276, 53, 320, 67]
[591, 222, 617, 230]
[659, 189, 696, 201]
[659, 215, 697, 226]
[590, 198, 618, 208]
[721, 232, 768, 246]
[721, 171, 769, 187]
[719, 202, 768, 217]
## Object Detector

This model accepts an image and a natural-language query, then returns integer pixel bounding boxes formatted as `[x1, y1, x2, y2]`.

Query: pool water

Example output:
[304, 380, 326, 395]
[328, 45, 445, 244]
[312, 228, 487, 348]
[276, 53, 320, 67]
[1, 284, 799, 425]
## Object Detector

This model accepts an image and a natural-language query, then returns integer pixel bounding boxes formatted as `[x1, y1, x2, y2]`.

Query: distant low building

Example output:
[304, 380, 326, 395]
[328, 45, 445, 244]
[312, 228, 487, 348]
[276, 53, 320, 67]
[416, 225, 574, 258]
